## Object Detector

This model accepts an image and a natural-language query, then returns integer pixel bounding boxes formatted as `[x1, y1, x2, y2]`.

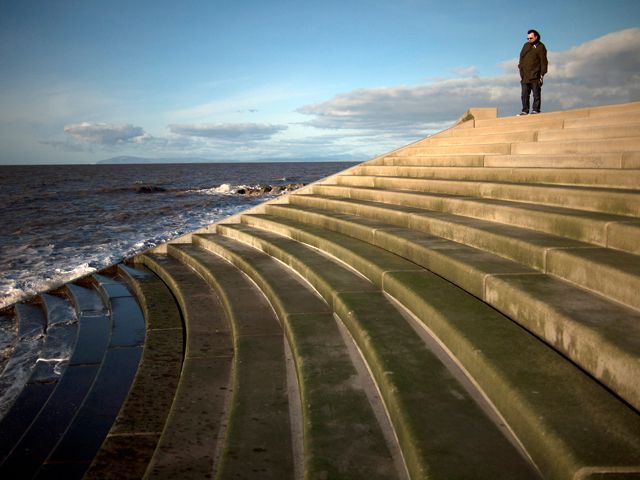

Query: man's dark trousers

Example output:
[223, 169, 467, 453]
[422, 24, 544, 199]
[521, 82, 541, 113]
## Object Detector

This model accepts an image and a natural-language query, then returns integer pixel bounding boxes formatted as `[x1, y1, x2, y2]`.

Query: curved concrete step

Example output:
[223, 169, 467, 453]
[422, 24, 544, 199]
[259, 204, 640, 410]
[308, 185, 640, 253]
[212, 223, 539, 479]
[84, 265, 183, 479]
[164, 245, 295, 480]
[34, 276, 144, 478]
[334, 175, 640, 217]
[0, 283, 111, 479]
[0, 293, 77, 465]
[135, 254, 233, 479]
[192, 233, 401, 480]
[229, 211, 640, 479]
[292, 196, 640, 310]
[0, 303, 46, 420]
[354, 165, 640, 190]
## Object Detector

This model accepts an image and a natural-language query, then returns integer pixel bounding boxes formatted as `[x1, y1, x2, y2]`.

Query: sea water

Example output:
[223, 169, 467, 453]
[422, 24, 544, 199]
[0, 162, 355, 309]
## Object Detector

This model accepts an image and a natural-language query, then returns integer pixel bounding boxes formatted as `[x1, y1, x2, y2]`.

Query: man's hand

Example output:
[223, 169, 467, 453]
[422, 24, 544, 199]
[540, 76, 544, 85]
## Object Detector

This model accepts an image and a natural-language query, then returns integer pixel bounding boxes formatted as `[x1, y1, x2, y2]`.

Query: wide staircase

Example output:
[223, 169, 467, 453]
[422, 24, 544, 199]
[1, 101, 639, 479]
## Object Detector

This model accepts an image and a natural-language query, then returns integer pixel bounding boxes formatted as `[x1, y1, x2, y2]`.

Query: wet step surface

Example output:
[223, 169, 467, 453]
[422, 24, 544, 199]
[0, 304, 46, 421]
[0, 293, 77, 464]
[84, 263, 183, 480]
[0, 312, 17, 374]
[0, 274, 145, 480]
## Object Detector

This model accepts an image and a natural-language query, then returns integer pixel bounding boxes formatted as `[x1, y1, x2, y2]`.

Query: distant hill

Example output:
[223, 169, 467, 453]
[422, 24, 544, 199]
[97, 155, 363, 164]
[97, 156, 215, 164]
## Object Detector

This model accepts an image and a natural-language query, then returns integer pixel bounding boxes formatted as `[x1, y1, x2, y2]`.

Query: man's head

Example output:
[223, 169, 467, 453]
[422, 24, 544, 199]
[527, 30, 541, 43]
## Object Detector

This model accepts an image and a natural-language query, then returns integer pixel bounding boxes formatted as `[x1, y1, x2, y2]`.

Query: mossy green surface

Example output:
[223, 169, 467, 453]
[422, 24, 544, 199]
[486, 273, 640, 411]
[333, 292, 538, 480]
[546, 247, 640, 311]
[217, 335, 293, 480]
[166, 244, 295, 479]
[285, 312, 397, 480]
[383, 270, 640, 480]
[84, 433, 160, 480]
[145, 356, 232, 479]
[193, 233, 397, 478]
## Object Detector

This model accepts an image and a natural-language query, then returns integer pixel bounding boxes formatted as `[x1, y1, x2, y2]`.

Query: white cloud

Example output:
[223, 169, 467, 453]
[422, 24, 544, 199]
[451, 65, 479, 77]
[168, 122, 288, 142]
[63, 122, 152, 145]
[299, 28, 640, 132]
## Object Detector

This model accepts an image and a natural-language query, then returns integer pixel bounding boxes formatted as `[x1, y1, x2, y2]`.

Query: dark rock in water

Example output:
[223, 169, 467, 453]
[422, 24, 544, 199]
[236, 183, 306, 196]
[136, 185, 166, 194]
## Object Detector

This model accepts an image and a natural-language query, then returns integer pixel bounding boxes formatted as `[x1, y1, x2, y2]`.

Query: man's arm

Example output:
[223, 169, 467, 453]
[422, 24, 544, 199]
[539, 43, 548, 77]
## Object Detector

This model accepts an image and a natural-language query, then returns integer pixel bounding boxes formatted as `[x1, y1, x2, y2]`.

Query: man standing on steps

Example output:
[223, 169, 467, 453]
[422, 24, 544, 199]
[518, 29, 548, 115]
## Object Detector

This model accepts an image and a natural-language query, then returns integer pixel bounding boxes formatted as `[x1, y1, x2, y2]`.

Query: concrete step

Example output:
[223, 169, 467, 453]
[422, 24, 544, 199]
[0, 294, 77, 466]
[419, 130, 536, 146]
[563, 111, 640, 129]
[281, 196, 585, 273]
[0, 303, 46, 421]
[134, 253, 233, 480]
[512, 137, 640, 155]
[0, 284, 110, 478]
[307, 185, 640, 253]
[354, 165, 640, 189]
[440, 119, 565, 137]
[400, 143, 511, 156]
[385, 269, 640, 479]
[380, 154, 485, 167]
[37, 275, 144, 478]
[192, 232, 400, 480]
[164, 245, 295, 480]
[484, 152, 640, 169]
[230, 211, 640, 479]
[85, 265, 183, 480]
[215, 222, 539, 479]
[538, 123, 640, 142]
[260, 204, 640, 410]
[474, 101, 640, 128]
[334, 175, 640, 217]
[474, 110, 589, 128]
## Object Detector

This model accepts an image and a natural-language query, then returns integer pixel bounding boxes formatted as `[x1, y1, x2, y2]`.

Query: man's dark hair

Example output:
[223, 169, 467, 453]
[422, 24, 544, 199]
[528, 29, 541, 41]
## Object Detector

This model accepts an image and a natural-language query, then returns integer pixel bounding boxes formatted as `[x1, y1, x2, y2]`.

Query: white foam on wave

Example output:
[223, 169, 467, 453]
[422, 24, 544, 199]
[0, 263, 98, 310]
[188, 183, 241, 195]
[0, 196, 266, 310]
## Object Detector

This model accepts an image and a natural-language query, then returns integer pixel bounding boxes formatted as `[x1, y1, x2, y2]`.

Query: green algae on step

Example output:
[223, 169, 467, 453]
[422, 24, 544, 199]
[84, 264, 183, 480]
[230, 210, 640, 479]
[216, 223, 540, 478]
[166, 244, 294, 480]
[136, 254, 232, 479]
[192, 233, 399, 479]
[259, 204, 640, 411]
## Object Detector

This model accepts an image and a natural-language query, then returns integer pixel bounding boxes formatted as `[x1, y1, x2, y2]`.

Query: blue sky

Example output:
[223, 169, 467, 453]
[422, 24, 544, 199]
[1, 0, 639, 164]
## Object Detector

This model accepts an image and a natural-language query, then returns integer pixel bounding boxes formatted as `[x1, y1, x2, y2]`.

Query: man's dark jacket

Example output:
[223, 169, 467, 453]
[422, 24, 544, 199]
[519, 41, 548, 84]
